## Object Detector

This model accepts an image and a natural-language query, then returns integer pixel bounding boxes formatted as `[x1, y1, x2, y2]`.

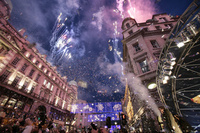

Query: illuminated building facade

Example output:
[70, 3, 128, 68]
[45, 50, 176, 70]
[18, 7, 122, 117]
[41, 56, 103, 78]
[0, 0, 77, 126]
[121, 14, 179, 132]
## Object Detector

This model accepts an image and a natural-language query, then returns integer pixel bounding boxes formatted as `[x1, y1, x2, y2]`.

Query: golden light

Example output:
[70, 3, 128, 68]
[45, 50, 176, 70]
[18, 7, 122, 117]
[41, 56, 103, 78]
[191, 95, 200, 104]
[147, 83, 157, 89]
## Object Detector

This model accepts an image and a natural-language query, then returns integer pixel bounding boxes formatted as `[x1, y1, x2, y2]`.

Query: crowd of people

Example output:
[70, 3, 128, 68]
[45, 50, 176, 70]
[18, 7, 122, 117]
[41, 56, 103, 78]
[0, 107, 124, 133]
[0, 107, 67, 133]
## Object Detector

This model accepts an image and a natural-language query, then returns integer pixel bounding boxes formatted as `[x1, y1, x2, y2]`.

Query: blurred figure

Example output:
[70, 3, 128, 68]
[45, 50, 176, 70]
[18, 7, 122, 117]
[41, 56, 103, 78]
[0, 107, 6, 124]
[22, 118, 33, 133]
[12, 120, 20, 133]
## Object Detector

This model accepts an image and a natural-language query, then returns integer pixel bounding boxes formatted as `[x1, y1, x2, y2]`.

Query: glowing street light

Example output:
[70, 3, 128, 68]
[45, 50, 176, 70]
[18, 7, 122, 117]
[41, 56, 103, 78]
[177, 42, 185, 48]
[148, 83, 157, 90]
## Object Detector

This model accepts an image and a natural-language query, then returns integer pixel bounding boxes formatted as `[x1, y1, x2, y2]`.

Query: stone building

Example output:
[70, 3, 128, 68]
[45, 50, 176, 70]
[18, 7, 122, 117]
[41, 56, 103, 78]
[121, 14, 179, 132]
[0, 0, 77, 126]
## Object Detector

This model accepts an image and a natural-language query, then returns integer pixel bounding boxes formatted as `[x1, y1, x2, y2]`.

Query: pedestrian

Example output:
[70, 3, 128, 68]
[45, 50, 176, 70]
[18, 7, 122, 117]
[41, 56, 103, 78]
[22, 118, 33, 133]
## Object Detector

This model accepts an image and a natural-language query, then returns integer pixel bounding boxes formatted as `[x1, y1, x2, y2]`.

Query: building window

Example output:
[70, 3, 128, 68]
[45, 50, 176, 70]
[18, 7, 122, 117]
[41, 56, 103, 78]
[0, 47, 5, 53]
[0, 70, 11, 82]
[150, 40, 160, 48]
[59, 91, 62, 97]
[11, 76, 21, 87]
[41, 65, 44, 70]
[165, 24, 173, 29]
[56, 88, 59, 95]
[128, 30, 133, 35]
[155, 26, 161, 30]
[126, 23, 130, 29]
[43, 79, 47, 85]
[51, 85, 54, 91]
[28, 54, 33, 60]
[29, 69, 35, 77]
[143, 28, 148, 31]
[46, 82, 51, 89]
[139, 59, 150, 73]
[35, 74, 41, 82]
[22, 81, 29, 90]
[159, 17, 167, 22]
[35, 61, 39, 65]
[133, 43, 141, 52]
[11, 57, 20, 66]
[21, 63, 29, 72]
[21, 48, 26, 54]
[30, 85, 35, 93]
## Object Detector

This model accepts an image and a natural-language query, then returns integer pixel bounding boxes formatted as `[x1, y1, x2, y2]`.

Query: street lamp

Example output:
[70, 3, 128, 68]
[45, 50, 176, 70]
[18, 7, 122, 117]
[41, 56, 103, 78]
[147, 83, 157, 90]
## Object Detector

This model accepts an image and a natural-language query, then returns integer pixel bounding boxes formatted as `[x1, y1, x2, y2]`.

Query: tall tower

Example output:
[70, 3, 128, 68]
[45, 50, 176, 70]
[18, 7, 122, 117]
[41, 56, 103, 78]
[121, 14, 179, 132]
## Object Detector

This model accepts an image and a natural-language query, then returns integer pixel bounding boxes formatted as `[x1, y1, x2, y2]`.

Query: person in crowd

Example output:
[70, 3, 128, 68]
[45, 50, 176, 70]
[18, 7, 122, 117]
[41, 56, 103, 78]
[22, 118, 33, 133]
[0, 107, 6, 125]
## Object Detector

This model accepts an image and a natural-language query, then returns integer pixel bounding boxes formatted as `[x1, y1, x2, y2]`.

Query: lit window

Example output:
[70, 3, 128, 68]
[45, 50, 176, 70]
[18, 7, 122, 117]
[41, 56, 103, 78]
[51, 85, 54, 91]
[25, 52, 30, 57]
[44, 69, 47, 73]
[22, 81, 29, 90]
[133, 43, 141, 52]
[11, 76, 21, 87]
[49, 72, 51, 77]
[11, 57, 20, 66]
[139, 59, 150, 73]
[150, 40, 160, 48]
[43, 79, 47, 85]
[38, 63, 42, 68]
[46, 82, 51, 89]
[32, 58, 36, 63]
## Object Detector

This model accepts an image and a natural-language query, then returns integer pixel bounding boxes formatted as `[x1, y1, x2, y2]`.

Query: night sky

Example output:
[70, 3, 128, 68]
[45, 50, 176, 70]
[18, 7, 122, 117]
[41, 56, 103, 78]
[9, 0, 192, 103]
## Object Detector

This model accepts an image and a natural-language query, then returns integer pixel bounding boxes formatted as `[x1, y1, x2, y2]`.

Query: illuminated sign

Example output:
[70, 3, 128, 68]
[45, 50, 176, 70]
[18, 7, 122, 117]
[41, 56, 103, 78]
[71, 102, 122, 113]
[88, 113, 119, 122]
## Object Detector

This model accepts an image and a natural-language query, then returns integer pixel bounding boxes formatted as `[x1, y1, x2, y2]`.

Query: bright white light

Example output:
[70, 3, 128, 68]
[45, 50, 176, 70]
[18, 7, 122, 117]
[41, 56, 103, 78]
[164, 76, 169, 80]
[148, 83, 157, 89]
[177, 42, 185, 48]
[171, 57, 176, 61]
[171, 61, 176, 66]
[163, 80, 167, 84]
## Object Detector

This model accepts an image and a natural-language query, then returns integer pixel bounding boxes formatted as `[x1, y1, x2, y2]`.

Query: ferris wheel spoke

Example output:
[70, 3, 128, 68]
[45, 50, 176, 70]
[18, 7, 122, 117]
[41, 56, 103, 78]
[176, 77, 200, 80]
[176, 83, 200, 92]
[180, 66, 200, 75]
[180, 108, 200, 111]
[176, 93, 191, 100]
[178, 89, 200, 93]
[184, 58, 200, 66]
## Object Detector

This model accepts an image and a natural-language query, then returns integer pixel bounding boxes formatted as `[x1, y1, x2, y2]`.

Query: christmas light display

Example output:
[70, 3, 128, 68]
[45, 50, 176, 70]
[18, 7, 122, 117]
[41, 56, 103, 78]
[71, 102, 122, 113]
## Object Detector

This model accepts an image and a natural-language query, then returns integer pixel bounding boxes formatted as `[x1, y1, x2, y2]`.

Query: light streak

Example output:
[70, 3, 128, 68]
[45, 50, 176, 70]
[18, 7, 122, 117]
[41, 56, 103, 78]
[50, 13, 83, 64]
[128, 0, 135, 18]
